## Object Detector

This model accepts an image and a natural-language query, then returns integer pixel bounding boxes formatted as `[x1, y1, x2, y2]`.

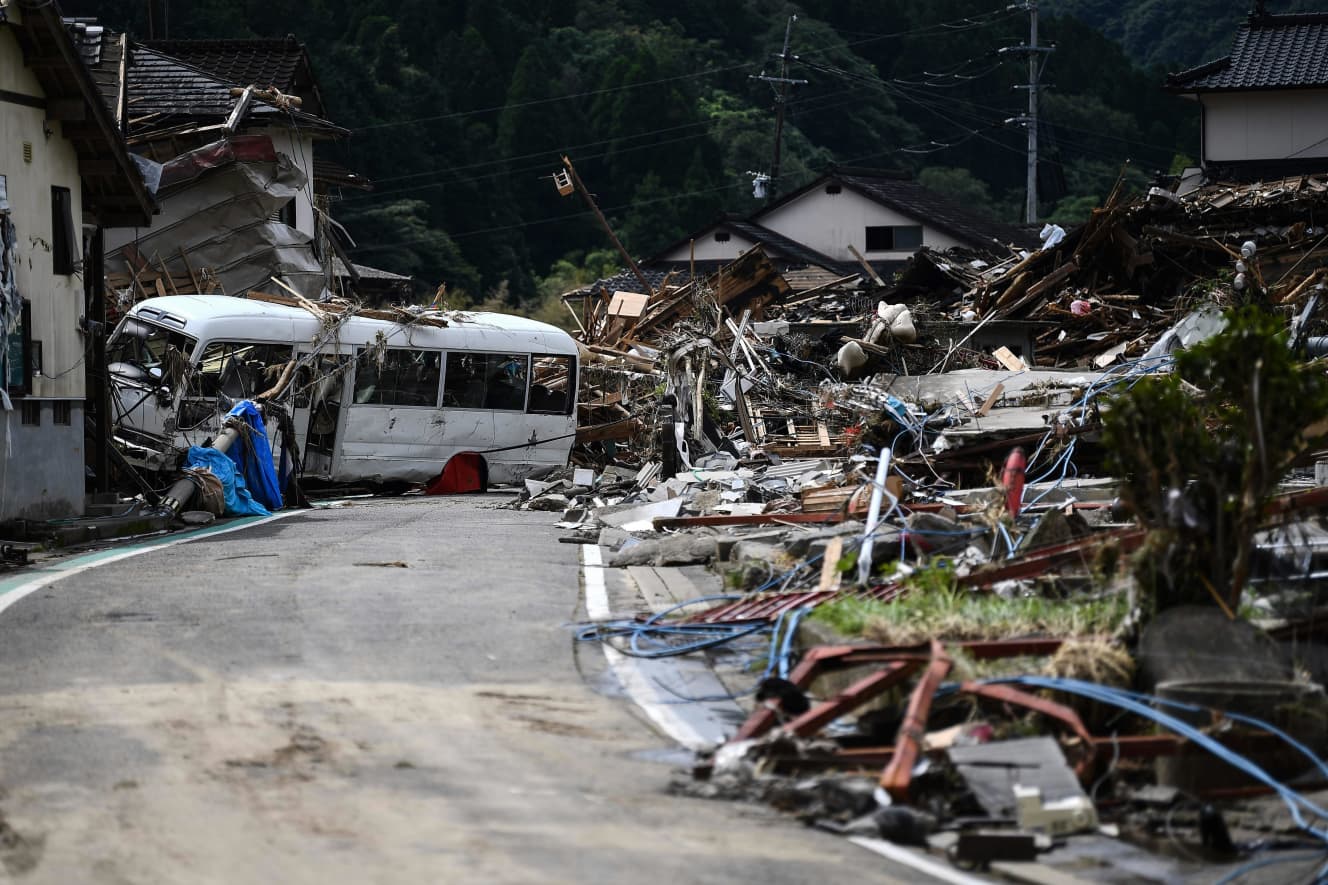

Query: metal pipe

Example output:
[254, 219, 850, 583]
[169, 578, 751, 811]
[159, 419, 244, 516]
[857, 447, 893, 585]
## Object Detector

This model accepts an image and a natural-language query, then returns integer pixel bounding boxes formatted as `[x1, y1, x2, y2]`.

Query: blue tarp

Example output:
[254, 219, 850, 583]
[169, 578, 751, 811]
[183, 446, 269, 516]
[226, 400, 283, 512]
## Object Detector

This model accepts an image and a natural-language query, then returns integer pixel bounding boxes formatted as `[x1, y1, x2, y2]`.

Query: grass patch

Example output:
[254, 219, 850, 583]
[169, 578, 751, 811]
[810, 586, 1130, 646]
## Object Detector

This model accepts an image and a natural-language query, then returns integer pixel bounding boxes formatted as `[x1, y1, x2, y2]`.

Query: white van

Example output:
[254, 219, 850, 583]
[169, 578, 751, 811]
[107, 295, 579, 487]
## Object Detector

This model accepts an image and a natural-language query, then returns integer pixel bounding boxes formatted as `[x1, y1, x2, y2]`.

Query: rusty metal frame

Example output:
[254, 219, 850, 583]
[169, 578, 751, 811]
[728, 640, 1065, 743]
[879, 639, 952, 802]
[956, 681, 1097, 776]
[784, 661, 921, 737]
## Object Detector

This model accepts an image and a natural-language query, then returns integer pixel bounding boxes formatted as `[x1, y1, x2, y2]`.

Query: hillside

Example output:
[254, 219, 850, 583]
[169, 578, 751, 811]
[1046, 0, 1323, 69]
[63, 1, 1202, 307]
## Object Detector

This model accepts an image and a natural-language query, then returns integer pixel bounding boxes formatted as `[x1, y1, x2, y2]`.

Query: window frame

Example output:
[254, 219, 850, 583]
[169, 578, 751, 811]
[351, 346, 444, 408]
[442, 351, 532, 412]
[526, 354, 576, 416]
[51, 185, 77, 275]
[864, 224, 924, 252]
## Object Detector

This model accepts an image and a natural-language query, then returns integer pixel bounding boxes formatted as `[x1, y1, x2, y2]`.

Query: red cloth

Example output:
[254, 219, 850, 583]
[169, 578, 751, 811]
[425, 453, 486, 495]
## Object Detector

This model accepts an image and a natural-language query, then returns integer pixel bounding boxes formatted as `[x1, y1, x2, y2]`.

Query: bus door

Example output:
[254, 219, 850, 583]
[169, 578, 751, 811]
[291, 349, 351, 479]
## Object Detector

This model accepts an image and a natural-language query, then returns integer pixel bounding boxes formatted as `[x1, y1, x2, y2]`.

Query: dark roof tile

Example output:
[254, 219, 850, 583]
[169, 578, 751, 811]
[1167, 12, 1328, 91]
[126, 46, 343, 134]
[142, 36, 323, 116]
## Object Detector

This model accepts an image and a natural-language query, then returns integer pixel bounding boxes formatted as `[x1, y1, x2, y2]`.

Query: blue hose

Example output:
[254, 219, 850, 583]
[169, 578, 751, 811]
[966, 676, 1328, 844]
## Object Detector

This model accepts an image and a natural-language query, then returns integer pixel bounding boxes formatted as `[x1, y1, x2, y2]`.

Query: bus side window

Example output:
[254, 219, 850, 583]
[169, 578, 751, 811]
[482, 354, 528, 411]
[443, 352, 484, 408]
[444, 352, 528, 410]
[528, 355, 574, 415]
[354, 348, 441, 406]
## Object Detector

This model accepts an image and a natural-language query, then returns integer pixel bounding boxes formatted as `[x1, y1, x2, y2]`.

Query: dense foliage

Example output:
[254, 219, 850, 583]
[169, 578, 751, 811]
[68, 0, 1211, 306]
[1046, 0, 1322, 70]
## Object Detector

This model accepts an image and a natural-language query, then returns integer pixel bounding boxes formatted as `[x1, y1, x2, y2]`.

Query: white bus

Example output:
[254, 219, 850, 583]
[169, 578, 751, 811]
[107, 295, 579, 488]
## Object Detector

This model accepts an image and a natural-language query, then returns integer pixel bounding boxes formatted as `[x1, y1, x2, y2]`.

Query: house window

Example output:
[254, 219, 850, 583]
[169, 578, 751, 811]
[714, 231, 731, 242]
[51, 186, 78, 274]
[53, 401, 71, 425]
[865, 225, 924, 252]
[20, 400, 40, 426]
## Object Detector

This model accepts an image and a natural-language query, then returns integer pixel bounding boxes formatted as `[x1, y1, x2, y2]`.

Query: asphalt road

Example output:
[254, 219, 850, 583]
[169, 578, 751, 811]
[0, 496, 926, 884]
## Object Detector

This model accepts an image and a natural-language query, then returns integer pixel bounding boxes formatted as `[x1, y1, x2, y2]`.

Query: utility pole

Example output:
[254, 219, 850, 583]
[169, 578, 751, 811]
[1001, 2, 1053, 224]
[555, 156, 653, 298]
[752, 15, 806, 203]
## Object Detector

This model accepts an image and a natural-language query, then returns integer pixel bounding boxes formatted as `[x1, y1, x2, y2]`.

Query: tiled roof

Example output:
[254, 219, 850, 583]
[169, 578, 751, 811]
[143, 37, 304, 92]
[63, 18, 105, 66]
[64, 19, 123, 115]
[126, 46, 344, 134]
[644, 216, 851, 273]
[1167, 12, 1328, 91]
[576, 268, 693, 299]
[140, 36, 328, 119]
[830, 170, 1038, 251]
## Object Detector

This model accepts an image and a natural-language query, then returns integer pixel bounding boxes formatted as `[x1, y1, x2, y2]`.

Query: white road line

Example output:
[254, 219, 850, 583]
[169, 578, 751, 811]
[848, 837, 989, 885]
[580, 544, 713, 751]
[0, 511, 302, 619]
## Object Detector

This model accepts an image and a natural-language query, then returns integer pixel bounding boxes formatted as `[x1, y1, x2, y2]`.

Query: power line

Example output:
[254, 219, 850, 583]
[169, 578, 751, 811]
[342, 6, 1017, 135]
[348, 180, 748, 254]
[341, 81, 886, 206]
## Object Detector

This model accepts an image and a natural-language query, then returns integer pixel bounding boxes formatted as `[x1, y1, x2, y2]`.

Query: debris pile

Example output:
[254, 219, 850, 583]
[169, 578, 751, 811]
[554, 175, 1328, 881]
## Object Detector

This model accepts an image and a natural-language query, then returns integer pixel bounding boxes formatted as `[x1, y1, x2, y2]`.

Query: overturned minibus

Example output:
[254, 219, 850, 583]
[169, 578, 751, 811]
[108, 295, 579, 487]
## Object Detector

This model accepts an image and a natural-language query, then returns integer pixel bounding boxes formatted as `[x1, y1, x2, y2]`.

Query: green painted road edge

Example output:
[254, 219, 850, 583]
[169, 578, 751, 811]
[0, 510, 303, 612]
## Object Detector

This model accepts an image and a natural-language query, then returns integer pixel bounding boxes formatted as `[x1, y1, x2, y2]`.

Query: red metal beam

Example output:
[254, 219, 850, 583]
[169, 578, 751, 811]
[957, 681, 1097, 776]
[786, 661, 921, 737]
[959, 526, 1146, 588]
[879, 639, 952, 802]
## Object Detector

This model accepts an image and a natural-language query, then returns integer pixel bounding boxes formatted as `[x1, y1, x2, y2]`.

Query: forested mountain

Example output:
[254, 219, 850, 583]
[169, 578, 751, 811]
[64, 1, 1206, 309]
[1046, 0, 1321, 70]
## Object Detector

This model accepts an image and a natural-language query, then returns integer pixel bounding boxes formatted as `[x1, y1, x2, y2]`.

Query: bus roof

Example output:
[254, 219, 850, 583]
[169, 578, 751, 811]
[125, 295, 578, 353]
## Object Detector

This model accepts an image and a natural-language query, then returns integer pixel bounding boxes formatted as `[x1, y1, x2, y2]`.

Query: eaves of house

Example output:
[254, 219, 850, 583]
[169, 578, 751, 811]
[10, 3, 153, 226]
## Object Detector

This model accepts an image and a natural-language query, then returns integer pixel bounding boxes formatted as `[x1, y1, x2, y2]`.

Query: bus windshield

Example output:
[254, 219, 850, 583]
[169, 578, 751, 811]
[108, 318, 197, 376]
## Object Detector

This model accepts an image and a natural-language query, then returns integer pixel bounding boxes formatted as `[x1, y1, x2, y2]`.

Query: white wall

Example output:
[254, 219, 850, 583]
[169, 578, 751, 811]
[0, 26, 88, 402]
[1203, 89, 1328, 163]
[657, 228, 758, 263]
[756, 186, 965, 261]
[260, 126, 317, 236]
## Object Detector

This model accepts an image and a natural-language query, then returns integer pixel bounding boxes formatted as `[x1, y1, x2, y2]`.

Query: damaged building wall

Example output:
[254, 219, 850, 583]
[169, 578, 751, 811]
[104, 137, 326, 299]
[0, 22, 90, 520]
[257, 125, 317, 237]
